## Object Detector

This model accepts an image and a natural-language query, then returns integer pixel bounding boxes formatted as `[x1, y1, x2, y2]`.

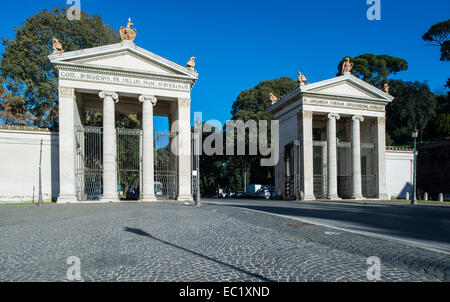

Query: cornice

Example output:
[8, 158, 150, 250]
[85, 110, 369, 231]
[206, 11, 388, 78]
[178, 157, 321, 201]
[54, 63, 194, 85]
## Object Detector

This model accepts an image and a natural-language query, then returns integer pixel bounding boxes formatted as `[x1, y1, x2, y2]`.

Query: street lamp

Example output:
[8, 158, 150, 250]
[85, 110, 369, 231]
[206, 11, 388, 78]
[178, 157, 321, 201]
[411, 129, 419, 205]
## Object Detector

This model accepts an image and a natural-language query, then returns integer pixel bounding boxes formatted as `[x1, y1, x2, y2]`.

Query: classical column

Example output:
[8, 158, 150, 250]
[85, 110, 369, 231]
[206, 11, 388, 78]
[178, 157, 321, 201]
[299, 111, 315, 200]
[327, 113, 340, 200]
[351, 115, 364, 199]
[57, 87, 77, 203]
[139, 95, 157, 202]
[176, 98, 193, 201]
[375, 117, 389, 200]
[99, 91, 119, 202]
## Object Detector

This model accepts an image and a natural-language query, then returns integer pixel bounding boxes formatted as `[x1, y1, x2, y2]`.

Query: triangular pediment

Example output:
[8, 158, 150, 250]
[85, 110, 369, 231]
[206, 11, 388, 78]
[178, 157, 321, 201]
[310, 81, 381, 99]
[268, 74, 393, 113]
[71, 51, 179, 75]
[301, 74, 393, 102]
[49, 42, 198, 79]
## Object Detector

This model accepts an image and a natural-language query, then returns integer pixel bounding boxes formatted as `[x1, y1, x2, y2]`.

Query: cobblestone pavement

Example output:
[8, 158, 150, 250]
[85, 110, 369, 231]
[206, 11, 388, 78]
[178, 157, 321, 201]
[0, 202, 447, 282]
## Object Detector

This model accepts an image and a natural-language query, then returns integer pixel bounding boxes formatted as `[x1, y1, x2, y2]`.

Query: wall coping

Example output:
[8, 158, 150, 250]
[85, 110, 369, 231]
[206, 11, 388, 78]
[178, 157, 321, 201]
[0, 125, 58, 136]
[386, 146, 413, 152]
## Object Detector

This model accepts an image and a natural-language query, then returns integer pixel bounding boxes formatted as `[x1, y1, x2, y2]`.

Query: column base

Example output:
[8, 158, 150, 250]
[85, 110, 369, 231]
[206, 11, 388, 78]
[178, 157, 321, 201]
[303, 195, 316, 201]
[57, 195, 78, 204]
[327, 195, 341, 200]
[177, 194, 193, 202]
[352, 195, 365, 200]
[377, 194, 390, 201]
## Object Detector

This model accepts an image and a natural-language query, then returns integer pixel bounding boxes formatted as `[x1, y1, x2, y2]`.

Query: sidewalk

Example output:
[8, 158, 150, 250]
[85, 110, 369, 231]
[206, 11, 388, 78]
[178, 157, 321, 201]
[307, 198, 450, 207]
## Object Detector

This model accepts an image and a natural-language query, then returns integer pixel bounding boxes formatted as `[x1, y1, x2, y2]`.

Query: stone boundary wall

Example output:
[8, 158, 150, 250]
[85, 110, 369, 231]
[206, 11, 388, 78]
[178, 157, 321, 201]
[386, 149, 414, 199]
[0, 126, 59, 203]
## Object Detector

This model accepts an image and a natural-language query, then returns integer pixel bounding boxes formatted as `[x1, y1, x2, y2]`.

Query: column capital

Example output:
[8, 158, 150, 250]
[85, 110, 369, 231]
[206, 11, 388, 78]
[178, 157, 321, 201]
[352, 115, 364, 122]
[178, 98, 191, 107]
[99, 91, 119, 102]
[301, 111, 313, 119]
[377, 117, 386, 125]
[139, 95, 157, 106]
[328, 113, 340, 120]
[58, 87, 75, 98]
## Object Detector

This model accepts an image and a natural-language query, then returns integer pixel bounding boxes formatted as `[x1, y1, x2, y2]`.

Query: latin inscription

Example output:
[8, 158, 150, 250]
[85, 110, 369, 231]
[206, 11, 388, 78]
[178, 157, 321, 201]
[303, 97, 385, 112]
[59, 71, 190, 92]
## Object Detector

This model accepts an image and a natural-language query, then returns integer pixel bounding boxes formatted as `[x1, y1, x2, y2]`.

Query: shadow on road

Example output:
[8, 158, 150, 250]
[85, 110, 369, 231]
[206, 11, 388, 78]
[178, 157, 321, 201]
[123, 227, 275, 282]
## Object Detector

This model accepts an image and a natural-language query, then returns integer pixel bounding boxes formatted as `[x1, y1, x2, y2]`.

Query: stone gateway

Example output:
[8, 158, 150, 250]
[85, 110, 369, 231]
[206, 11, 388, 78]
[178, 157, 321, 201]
[49, 29, 198, 203]
[268, 71, 412, 200]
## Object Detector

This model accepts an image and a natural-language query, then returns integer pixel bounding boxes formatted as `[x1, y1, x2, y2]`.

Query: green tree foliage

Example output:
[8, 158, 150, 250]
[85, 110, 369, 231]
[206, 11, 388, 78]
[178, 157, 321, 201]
[424, 93, 450, 140]
[0, 7, 120, 129]
[386, 80, 437, 144]
[231, 77, 297, 121]
[199, 123, 227, 196]
[422, 19, 450, 61]
[337, 54, 408, 87]
[199, 78, 297, 195]
[230, 77, 297, 185]
[0, 84, 32, 125]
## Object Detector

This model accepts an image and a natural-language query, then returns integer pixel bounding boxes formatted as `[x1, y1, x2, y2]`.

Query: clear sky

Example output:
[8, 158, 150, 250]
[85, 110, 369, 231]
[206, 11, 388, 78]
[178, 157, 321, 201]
[0, 0, 449, 130]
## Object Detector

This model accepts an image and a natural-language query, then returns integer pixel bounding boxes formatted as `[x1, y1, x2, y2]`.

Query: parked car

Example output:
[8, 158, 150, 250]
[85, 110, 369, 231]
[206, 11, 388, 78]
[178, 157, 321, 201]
[256, 188, 275, 200]
[126, 182, 164, 200]
[218, 189, 227, 198]
[236, 191, 245, 198]
[227, 190, 237, 198]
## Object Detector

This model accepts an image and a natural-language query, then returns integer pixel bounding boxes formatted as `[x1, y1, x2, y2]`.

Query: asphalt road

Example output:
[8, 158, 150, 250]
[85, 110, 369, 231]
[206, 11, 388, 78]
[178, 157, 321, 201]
[203, 198, 450, 254]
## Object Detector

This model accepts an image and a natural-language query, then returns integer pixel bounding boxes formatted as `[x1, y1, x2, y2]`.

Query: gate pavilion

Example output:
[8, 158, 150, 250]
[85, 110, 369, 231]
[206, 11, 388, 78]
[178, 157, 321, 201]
[50, 31, 198, 203]
[268, 72, 394, 200]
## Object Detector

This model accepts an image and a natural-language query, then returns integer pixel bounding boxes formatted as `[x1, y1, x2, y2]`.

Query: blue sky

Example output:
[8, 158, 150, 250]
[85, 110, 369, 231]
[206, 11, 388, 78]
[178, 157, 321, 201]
[0, 0, 449, 130]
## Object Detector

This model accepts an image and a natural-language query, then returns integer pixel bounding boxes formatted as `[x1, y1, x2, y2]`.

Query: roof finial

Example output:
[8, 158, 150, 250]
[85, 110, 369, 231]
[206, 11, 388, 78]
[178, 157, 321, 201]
[186, 57, 196, 70]
[120, 18, 137, 42]
[297, 72, 307, 85]
[342, 57, 353, 74]
[52, 37, 64, 54]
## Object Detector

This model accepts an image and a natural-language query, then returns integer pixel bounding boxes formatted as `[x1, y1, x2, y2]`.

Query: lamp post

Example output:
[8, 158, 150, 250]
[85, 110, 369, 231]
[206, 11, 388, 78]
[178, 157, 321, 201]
[37, 139, 43, 207]
[411, 129, 419, 205]
[194, 118, 202, 207]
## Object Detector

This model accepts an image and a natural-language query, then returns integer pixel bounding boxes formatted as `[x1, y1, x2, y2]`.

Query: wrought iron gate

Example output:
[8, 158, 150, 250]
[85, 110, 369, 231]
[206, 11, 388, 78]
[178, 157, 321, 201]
[313, 142, 327, 199]
[117, 128, 141, 200]
[361, 143, 376, 198]
[337, 142, 352, 199]
[75, 126, 103, 201]
[154, 131, 177, 200]
[75, 127, 199, 201]
[284, 140, 301, 200]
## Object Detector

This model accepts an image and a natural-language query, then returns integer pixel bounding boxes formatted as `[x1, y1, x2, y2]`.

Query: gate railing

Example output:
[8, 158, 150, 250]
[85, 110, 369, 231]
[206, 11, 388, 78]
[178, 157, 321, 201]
[117, 128, 141, 199]
[362, 175, 376, 198]
[75, 126, 103, 201]
[154, 131, 178, 200]
[75, 126, 198, 201]
[284, 140, 301, 200]
[313, 175, 327, 199]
